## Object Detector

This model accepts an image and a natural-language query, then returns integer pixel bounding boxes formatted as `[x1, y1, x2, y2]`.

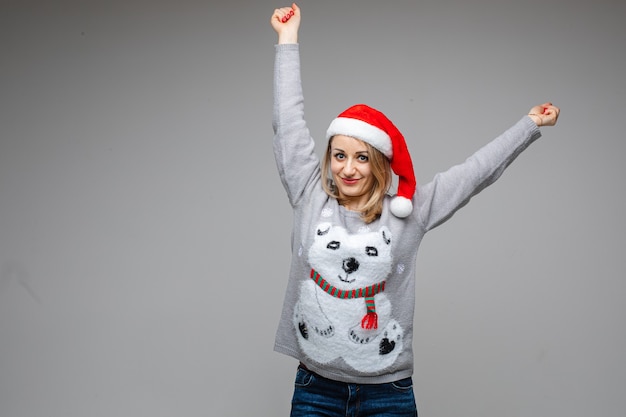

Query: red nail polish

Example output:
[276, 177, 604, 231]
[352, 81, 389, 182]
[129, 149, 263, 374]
[290, 10, 294, 16]
[281, 16, 287, 23]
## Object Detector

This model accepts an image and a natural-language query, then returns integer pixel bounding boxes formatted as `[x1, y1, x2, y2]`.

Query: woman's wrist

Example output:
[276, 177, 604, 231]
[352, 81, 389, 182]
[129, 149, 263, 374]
[528, 114, 542, 126]
[278, 32, 298, 44]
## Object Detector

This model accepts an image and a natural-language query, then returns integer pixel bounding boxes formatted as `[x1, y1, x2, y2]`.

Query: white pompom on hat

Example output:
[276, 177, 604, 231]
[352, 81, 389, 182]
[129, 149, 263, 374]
[326, 104, 416, 218]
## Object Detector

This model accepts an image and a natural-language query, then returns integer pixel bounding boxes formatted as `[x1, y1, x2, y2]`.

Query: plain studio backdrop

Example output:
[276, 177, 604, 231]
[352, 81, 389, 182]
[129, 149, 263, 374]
[1, 0, 625, 416]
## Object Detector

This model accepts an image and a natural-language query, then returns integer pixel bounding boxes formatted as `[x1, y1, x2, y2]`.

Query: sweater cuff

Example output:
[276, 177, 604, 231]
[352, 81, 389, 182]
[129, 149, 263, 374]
[275, 43, 299, 51]
[517, 115, 542, 147]
[523, 115, 539, 129]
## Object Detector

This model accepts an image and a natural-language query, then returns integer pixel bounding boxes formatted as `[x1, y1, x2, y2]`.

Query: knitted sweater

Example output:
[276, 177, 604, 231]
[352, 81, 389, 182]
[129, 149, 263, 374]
[272, 43, 541, 384]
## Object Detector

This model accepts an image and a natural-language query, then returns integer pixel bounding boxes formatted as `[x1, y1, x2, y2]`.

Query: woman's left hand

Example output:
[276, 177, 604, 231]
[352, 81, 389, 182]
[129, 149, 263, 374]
[528, 102, 560, 127]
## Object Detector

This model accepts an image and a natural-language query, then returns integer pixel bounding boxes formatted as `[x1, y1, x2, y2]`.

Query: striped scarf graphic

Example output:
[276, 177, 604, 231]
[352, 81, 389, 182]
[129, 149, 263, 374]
[310, 269, 385, 330]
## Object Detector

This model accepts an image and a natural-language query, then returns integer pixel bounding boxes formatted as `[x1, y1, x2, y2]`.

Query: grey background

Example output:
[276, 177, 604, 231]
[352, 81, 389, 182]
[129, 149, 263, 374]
[1, 0, 624, 416]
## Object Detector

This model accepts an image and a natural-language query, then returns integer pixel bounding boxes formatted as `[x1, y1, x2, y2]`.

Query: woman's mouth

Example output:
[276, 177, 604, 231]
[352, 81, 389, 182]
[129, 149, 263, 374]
[341, 177, 360, 185]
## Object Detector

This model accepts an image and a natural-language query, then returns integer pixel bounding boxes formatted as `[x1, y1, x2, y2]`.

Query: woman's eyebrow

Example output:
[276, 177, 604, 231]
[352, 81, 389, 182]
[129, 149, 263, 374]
[332, 147, 368, 154]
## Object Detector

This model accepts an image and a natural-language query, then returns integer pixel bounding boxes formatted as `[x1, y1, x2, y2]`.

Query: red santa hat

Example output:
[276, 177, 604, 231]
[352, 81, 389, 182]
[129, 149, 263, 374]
[326, 104, 416, 218]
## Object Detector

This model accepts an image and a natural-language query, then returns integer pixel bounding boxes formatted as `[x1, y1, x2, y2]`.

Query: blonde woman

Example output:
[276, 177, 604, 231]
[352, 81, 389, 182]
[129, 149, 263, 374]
[270, 4, 559, 416]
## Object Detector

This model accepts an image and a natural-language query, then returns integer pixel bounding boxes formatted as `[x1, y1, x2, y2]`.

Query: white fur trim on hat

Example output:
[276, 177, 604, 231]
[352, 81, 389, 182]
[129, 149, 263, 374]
[326, 117, 393, 158]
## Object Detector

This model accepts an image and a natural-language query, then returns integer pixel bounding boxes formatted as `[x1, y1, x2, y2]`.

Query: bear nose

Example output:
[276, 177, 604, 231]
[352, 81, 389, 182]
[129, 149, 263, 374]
[342, 257, 359, 274]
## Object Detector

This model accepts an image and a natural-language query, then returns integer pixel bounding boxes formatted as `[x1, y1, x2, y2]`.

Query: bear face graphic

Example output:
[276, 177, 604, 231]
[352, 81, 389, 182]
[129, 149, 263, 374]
[309, 223, 393, 289]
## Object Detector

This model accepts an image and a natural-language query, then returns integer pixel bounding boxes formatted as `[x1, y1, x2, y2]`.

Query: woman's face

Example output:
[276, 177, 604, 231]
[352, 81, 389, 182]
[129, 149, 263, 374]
[329, 135, 374, 210]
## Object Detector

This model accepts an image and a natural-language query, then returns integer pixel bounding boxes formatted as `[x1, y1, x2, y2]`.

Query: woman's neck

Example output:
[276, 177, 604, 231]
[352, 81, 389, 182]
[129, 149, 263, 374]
[338, 196, 367, 213]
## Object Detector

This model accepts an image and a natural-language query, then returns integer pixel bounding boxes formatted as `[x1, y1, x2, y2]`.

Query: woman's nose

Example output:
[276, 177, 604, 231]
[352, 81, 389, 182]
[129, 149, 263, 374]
[343, 159, 356, 175]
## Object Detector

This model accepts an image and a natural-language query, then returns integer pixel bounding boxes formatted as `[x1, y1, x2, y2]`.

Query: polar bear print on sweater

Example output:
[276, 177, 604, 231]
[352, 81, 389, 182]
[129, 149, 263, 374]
[294, 223, 404, 373]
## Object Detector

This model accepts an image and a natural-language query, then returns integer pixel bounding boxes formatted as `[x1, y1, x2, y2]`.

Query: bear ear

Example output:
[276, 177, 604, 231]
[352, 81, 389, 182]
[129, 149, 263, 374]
[381, 227, 392, 245]
[316, 223, 332, 236]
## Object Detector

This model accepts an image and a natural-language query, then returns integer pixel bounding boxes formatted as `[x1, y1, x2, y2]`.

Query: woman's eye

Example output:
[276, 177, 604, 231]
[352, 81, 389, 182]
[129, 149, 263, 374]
[334, 153, 345, 160]
[358, 155, 369, 162]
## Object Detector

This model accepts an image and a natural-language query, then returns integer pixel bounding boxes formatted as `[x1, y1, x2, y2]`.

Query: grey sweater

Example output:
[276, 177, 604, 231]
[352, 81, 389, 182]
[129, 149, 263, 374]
[272, 43, 541, 384]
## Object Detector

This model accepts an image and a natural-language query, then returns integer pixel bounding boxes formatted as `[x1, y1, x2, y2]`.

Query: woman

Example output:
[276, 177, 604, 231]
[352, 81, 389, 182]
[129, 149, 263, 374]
[270, 4, 559, 416]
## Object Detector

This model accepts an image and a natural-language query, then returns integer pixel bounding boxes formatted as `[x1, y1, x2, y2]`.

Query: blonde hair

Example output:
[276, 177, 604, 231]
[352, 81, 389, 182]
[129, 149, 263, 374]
[321, 137, 392, 223]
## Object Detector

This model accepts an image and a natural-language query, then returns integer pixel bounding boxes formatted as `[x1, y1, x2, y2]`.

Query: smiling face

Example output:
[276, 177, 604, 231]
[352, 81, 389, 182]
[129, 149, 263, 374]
[329, 135, 375, 211]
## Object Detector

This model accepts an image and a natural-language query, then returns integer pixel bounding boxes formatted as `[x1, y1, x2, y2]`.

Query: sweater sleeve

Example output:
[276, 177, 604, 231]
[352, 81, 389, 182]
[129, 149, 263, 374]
[416, 116, 542, 231]
[272, 44, 321, 207]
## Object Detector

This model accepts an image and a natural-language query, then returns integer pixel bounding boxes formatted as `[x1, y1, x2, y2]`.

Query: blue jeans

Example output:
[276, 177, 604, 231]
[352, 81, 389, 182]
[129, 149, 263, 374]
[290, 365, 418, 417]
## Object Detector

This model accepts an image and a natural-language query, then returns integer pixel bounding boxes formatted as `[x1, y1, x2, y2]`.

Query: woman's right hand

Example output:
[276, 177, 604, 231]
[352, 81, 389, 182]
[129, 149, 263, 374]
[271, 3, 300, 44]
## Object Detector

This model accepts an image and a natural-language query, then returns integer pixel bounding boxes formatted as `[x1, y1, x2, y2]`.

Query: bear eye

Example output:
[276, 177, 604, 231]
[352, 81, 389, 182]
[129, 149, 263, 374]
[327, 241, 340, 250]
[365, 246, 378, 256]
